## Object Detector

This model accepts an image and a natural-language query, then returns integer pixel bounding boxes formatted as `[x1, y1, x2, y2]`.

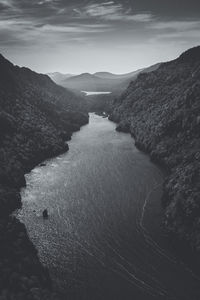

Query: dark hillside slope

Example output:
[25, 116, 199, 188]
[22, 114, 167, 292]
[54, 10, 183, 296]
[109, 46, 200, 251]
[0, 54, 88, 299]
[0, 54, 88, 189]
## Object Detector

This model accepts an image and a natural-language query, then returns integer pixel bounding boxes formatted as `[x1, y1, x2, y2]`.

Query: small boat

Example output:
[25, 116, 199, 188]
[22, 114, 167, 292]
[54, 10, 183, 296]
[40, 163, 46, 167]
[43, 209, 48, 219]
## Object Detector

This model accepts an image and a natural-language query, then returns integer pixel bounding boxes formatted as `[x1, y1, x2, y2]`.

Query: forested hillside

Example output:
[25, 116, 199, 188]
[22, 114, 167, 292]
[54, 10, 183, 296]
[0, 54, 88, 192]
[0, 54, 88, 299]
[109, 46, 200, 251]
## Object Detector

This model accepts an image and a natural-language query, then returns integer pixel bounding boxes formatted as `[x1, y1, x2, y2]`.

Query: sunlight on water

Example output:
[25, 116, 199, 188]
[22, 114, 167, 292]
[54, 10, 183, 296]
[81, 91, 112, 96]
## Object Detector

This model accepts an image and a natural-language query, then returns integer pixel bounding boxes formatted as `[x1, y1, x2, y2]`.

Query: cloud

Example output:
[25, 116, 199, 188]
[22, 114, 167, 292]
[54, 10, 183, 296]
[101, 2, 115, 5]
[41, 23, 110, 33]
[84, 2, 153, 22]
[0, 14, 112, 49]
[1, 0, 200, 74]
[38, 0, 52, 5]
[149, 19, 200, 43]
[150, 20, 200, 31]
[105, 13, 152, 22]
[85, 3, 122, 18]
[146, 19, 200, 48]
[0, 19, 37, 36]
[0, 0, 13, 8]
[73, 8, 82, 15]
[153, 28, 200, 43]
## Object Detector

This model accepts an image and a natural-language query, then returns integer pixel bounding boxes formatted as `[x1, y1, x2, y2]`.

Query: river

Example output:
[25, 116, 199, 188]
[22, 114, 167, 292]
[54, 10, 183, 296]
[17, 114, 200, 300]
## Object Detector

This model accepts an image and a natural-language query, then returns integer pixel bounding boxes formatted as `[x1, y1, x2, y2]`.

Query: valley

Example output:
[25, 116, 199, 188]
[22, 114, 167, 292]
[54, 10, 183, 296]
[0, 46, 200, 299]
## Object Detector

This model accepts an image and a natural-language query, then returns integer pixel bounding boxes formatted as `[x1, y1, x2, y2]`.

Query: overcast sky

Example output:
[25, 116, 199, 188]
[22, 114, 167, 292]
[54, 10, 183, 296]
[1, 0, 200, 74]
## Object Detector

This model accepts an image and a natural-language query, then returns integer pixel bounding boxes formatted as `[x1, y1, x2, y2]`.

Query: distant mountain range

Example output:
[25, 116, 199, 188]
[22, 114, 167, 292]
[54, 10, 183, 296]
[47, 63, 160, 94]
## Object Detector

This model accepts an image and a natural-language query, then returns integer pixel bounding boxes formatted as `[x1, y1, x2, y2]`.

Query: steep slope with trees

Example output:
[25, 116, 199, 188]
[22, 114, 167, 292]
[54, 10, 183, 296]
[109, 46, 200, 251]
[0, 54, 88, 299]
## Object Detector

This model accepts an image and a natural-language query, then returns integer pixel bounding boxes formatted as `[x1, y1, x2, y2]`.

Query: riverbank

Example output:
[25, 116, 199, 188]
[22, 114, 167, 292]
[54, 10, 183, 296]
[0, 53, 89, 299]
[109, 46, 200, 253]
[0, 119, 89, 299]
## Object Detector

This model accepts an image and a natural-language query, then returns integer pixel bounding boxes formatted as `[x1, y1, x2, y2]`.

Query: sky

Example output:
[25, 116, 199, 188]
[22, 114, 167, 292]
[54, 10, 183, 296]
[0, 0, 200, 74]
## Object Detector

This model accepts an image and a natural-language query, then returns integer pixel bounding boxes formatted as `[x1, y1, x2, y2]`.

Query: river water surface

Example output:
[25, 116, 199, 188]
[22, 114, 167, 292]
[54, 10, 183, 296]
[18, 114, 200, 300]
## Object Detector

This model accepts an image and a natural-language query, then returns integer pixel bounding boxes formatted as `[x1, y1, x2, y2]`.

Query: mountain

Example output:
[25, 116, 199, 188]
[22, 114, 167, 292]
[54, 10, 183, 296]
[113, 63, 161, 92]
[0, 54, 88, 186]
[0, 54, 88, 299]
[109, 46, 200, 251]
[93, 72, 120, 79]
[94, 69, 144, 80]
[60, 72, 115, 92]
[50, 64, 161, 94]
[47, 72, 75, 84]
[82, 63, 161, 113]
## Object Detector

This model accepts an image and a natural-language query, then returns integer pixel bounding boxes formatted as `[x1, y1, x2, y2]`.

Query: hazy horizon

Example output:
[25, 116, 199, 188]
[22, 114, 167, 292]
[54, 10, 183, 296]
[1, 0, 200, 74]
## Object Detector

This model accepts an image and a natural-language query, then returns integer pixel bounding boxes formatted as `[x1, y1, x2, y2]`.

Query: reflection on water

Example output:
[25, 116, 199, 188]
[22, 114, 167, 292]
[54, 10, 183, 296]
[18, 114, 200, 300]
[81, 91, 112, 96]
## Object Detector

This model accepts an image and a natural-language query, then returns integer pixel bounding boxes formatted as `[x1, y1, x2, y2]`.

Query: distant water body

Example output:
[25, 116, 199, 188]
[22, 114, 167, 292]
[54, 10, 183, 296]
[17, 114, 200, 300]
[81, 91, 112, 96]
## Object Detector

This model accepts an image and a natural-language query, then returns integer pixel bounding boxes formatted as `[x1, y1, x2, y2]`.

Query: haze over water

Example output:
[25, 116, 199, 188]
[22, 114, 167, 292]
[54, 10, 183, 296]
[18, 114, 200, 300]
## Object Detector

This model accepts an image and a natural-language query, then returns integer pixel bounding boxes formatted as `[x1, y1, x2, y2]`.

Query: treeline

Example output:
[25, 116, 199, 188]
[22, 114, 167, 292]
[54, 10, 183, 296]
[109, 46, 200, 251]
